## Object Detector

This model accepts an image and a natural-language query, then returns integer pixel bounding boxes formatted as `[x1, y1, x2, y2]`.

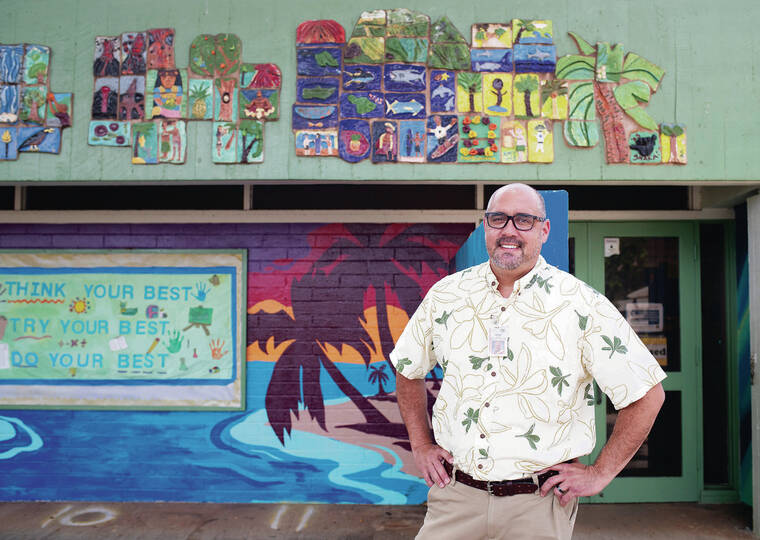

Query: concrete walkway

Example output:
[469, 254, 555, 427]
[0, 501, 753, 539]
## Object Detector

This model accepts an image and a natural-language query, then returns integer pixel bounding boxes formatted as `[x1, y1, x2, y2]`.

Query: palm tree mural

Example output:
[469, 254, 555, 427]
[457, 72, 482, 113]
[368, 364, 389, 396]
[238, 120, 262, 163]
[514, 75, 538, 118]
[556, 32, 665, 162]
[512, 19, 538, 44]
[540, 79, 568, 119]
[660, 123, 686, 164]
[248, 223, 467, 444]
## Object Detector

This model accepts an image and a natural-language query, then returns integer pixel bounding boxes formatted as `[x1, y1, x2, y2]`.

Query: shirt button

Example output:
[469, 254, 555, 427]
[491, 371, 496, 377]
[480, 434, 486, 439]
[484, 402, 490, 407]
[501, 306, 506, 311]
[478, 464, 483, 469]
[491, 281, 496, 286]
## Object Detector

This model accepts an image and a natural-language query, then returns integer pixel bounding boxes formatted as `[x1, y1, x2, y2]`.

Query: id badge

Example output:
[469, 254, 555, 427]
[489, 326, 508, 357]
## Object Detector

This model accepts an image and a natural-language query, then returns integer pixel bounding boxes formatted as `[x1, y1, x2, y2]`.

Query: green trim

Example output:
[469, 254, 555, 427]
[699, 488, 740, 504]
[694, 222, 705, 497]
[581, 222, 701, 502]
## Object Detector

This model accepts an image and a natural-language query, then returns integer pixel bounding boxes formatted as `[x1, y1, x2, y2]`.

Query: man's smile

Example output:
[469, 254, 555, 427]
[497, 238, 523, 250]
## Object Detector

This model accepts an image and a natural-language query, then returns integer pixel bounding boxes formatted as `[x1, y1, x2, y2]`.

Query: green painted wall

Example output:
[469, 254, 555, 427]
[0, 0, 756, 183]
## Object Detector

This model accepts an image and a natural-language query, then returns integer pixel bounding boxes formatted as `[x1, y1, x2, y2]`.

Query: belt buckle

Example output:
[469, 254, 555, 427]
[486, 481, 493, 495]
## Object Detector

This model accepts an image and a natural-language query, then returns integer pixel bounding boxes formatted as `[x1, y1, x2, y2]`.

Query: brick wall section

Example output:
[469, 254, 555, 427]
[0, 222, 474, 503]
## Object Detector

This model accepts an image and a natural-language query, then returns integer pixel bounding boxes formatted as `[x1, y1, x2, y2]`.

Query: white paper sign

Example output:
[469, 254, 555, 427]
[626, 302, 664, 332]
[604, 237, 620, 257]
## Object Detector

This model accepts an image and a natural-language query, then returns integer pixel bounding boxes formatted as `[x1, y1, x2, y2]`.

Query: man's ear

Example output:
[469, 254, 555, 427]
[541, 219, 551, 244]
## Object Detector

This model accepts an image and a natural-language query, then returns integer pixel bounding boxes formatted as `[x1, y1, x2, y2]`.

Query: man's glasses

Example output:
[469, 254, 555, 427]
[484, 212, 546, 231]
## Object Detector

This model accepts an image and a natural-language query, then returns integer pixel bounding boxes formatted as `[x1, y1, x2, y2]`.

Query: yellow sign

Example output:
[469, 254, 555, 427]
[642, 336, 667, 366]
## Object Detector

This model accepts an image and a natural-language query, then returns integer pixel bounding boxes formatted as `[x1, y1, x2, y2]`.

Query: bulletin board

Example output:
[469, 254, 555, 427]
[0, 250, 246, 410]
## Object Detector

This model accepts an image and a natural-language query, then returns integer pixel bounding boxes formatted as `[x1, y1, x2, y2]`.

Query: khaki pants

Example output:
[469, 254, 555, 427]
[417, 480, 579, 540]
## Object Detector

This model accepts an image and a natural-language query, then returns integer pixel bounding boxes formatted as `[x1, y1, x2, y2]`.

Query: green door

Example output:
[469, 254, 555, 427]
[569, 222, 700, 502]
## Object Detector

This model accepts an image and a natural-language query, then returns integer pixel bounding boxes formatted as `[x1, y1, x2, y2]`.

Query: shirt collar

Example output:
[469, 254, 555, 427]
[485, 255, 547, 295]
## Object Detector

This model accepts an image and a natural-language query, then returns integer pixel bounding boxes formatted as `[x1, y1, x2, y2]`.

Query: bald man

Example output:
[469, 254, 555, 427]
[391, 183, 665, 540]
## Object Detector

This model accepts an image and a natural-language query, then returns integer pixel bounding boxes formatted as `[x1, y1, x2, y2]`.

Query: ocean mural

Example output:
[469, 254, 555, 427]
[0, 222, 473, 504]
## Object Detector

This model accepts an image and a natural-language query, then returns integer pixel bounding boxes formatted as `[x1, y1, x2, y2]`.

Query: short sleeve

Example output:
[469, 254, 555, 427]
[389, 292, 438, 379]
[584, 295, 667, 410]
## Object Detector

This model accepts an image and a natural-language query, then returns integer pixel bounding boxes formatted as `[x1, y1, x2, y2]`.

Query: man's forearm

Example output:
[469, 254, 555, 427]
[593, 383, 665, 481]
[396, 373, 433, 449]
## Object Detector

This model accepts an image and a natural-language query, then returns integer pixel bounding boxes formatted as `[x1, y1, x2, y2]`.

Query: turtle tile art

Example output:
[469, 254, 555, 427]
[294, 10, 686, 165]
[0, 43, 73, 161]
[88, 29, 281, 165]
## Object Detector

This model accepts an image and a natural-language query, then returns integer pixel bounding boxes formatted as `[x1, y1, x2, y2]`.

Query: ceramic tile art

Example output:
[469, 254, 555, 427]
[456, 72, 483, 113]
[426, 114, 458, 162]
[89, 29, 280, 164]
[429, 70, 456, 113]
[293, 11, 686, 165]
[472, 24, 512, 48]
[0, 42, 72, 160]
[371, 119, 398, 162]
[337, 118, 370, 162]
[660, 123, 686, 164]
[158, 120, 186, 163]
[131, 121, 159, 163]
[118, 76, 145, 121]
[501, 120, 528, 163]
[528, 119, 553, 162]
[483, 73, 513, 116]
[398, 119, 426, 162]
[88, 120, 131, 146]
[457, 115, 499, 163]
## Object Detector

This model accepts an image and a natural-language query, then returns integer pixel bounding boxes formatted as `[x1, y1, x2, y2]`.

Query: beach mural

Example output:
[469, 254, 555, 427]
[0, 222, 473, 504]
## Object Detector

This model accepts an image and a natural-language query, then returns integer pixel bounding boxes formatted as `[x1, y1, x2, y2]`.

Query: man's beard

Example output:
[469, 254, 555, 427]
[489, 236, 538, 271]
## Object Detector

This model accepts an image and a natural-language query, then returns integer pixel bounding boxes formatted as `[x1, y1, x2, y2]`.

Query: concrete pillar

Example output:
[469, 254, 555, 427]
[749, 194, 760, 536]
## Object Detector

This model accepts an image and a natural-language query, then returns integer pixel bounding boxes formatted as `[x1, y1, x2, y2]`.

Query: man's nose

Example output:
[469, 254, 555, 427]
[503, 217, 522, 233]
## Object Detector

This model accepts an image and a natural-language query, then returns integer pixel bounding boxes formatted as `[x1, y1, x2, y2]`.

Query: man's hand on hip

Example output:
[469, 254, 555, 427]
[537, 462, 611, 506]
[413, 443, 454, 488]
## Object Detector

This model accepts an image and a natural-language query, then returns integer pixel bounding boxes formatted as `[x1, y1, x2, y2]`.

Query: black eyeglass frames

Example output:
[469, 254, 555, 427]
[484, 212, 546, 231]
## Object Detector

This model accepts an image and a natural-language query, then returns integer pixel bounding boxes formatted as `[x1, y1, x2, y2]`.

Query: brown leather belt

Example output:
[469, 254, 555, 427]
[443, 461, 559, 496]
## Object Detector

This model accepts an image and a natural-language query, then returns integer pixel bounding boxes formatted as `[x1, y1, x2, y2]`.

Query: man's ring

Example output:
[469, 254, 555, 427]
[557, 486, 567, 494]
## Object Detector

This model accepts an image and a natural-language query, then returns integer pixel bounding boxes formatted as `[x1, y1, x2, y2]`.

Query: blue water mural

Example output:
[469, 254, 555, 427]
[0, 415, 43, 459]
[0, 362, 426, 503]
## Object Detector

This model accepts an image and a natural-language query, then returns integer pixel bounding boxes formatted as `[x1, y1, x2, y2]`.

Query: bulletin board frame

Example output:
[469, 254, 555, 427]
[0, 250, 246, 411]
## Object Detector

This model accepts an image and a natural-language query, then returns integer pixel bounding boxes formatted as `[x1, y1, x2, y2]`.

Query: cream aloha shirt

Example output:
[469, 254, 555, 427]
[390, 256, 667, 481]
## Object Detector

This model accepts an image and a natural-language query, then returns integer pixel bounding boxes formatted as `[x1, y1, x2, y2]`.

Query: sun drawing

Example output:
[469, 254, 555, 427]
[68, 297, 91, 314]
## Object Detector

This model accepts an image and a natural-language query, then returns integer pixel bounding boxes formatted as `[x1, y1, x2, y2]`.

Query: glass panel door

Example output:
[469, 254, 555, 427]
[571, 222, 700, 502]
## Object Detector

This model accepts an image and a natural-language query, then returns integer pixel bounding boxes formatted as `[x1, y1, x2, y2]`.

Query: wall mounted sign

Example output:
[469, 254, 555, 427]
[0, 43, 73, 161]
[294, 9, 686, 165]
[88, 29, 281, 165]
[0, 251, 246, 410]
